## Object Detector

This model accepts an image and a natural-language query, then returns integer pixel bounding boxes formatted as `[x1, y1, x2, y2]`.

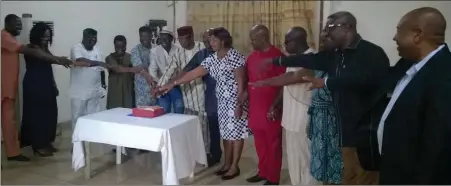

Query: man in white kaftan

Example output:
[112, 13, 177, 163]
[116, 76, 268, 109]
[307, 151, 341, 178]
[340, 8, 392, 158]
[69, 28, 107, 131]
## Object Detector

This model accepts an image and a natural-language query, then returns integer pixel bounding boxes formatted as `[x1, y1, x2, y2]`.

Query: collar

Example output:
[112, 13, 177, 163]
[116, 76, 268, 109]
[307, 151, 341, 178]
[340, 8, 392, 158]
[406, 44, 445, 76]
[214, 48, 234, 60]
[346, 33, 362, 49]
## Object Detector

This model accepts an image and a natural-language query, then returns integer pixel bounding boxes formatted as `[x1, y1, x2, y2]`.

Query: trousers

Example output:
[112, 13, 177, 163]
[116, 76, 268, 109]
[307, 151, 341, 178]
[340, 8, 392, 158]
[341, 147, 379, 185]
[1, 98, 21, 157]
[207, 115, 222, 161]
[252, 125, 283, 182]
[71, 97, 102, 131]
[285, 129, 320, 185]
[157, 86, 184, 114]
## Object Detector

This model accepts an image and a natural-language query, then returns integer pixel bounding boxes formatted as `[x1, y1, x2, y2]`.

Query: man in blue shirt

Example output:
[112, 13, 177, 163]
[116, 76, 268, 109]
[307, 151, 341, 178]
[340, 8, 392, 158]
[170, 28, 221, 166]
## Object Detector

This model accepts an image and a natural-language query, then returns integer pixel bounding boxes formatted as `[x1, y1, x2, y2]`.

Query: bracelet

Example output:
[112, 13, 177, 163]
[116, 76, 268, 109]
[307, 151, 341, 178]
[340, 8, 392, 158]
[278, 56, 282, 66]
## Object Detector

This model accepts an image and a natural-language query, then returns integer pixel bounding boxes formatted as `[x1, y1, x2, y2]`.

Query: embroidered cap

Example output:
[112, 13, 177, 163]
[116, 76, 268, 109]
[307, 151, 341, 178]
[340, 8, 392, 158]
[177, 26, 194, 36]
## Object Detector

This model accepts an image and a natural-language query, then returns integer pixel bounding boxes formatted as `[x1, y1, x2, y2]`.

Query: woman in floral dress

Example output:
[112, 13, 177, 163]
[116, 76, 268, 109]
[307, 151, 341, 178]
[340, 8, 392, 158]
[307, 70, 343, 184]
[159, 27, 250, 181]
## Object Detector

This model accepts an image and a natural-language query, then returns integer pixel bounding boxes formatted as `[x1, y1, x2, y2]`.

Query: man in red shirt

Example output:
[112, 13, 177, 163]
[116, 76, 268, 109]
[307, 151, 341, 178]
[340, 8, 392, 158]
[246, 25, 286, 185]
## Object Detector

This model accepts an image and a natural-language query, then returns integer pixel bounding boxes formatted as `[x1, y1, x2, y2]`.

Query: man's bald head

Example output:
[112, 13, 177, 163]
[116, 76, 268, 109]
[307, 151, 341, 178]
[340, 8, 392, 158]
[250, 24, 271, 51]
[287, 27, 307, 43]
[202, 28, 216, 49]
[284, 27, 309, 54]
[402, 7, 446, 44]
[394, 7, 447, 61]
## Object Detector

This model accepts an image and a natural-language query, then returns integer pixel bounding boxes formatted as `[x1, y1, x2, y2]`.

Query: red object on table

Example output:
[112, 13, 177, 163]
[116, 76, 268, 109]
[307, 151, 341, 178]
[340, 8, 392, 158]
[132, 106, 165, 118]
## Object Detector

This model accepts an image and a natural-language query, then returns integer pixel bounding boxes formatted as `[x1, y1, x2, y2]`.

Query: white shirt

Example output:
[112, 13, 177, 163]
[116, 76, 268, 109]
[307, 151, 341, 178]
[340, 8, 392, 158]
[149, 44, 181, 86]
[69, 43, 106, 100]
[282, 48, 315, 132]
[377, 45, 445, 153]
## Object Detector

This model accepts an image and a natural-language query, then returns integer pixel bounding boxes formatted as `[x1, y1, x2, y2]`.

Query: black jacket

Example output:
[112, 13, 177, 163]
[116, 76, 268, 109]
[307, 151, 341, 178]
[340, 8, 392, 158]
[273, 34, 390, 147]
[376, 46, 451, 184]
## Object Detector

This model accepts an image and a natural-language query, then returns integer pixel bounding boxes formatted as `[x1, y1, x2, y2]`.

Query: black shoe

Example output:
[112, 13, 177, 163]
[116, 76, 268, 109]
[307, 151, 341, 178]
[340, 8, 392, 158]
[246, 174, 265, 183]
[263, 180, 279, 185]
[221, 169, 240, 180]
[33, 148, 54, 157]
[215, 169, 229, 176]
[7, 154, 30, 161]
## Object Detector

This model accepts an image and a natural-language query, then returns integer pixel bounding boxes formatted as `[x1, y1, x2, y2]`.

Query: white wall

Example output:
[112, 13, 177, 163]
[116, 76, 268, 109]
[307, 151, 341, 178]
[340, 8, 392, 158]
[0, 1, 187, 123]
[2, 1, 451, 123]
[324, 1, 451, 65]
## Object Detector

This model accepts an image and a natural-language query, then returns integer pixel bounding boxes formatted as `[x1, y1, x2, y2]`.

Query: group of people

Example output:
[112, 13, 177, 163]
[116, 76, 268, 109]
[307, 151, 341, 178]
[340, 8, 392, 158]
[1, 5, 450, 186]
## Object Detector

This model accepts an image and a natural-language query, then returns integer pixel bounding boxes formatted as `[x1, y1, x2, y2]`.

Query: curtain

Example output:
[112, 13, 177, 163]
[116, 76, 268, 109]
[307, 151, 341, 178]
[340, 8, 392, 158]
[187, 1, 317, 55]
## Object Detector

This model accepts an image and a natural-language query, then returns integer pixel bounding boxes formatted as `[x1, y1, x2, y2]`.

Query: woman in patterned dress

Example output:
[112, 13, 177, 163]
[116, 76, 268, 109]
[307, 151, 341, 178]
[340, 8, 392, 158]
[130, 26, 155, 106]
[159, 27, 250, 180]
[307, 70, 343, 184]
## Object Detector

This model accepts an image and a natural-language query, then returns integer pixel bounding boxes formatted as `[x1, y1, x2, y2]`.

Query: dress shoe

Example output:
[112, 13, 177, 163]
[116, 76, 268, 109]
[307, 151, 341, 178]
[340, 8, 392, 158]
[246, 174, 265, 183]
[214, 169, 229, 176]
[33, 148, 54, 157]
[221, 169, 240, 180]
[263, 180, 279, 185]
[7, 154, 30, 161]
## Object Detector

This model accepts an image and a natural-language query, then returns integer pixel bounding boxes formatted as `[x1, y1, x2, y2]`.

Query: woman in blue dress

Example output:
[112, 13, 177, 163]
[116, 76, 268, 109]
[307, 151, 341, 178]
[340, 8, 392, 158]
[308, 71, 343, 184]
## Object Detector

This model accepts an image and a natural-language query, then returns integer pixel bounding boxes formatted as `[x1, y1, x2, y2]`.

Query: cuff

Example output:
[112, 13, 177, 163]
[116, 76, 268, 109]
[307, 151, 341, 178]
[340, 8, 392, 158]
[272, 56, 281, 66]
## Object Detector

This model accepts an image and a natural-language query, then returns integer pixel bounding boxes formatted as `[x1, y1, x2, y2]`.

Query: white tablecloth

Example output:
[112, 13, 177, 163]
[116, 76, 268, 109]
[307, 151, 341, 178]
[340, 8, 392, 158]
[72, 108, 207, 185]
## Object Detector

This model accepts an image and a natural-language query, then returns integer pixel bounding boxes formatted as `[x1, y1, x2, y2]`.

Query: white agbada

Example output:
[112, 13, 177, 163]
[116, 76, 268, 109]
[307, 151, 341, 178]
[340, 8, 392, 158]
[282, 48, 320, 185]
[69, 43, 106, 130]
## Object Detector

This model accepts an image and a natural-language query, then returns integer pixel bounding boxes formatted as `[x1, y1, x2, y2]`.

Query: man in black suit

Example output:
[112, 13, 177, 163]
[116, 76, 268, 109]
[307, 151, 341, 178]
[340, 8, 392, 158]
[374, 7, 451, 184]
[259, 11, 390, 184]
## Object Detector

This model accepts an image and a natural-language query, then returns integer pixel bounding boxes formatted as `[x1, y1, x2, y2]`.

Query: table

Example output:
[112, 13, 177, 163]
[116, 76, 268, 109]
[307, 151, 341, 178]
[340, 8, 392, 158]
[71, 108, 207, 185]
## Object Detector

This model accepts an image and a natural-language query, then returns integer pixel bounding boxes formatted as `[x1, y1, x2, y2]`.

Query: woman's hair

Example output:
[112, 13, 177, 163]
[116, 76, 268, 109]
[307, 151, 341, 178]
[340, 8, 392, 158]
[211, 27, 232, 48]
[29, 22, 53, 46]
[114, 35, 127, 44]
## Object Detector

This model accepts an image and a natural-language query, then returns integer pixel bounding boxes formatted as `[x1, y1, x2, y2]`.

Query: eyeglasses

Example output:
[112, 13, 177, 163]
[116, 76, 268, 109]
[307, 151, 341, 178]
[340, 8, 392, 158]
[324, 23, 348, 32]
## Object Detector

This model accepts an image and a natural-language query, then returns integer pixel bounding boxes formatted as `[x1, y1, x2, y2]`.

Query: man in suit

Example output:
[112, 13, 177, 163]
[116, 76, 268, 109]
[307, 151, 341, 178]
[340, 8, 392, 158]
[259, 11, 390, 184]
[376, 7, 451, 184]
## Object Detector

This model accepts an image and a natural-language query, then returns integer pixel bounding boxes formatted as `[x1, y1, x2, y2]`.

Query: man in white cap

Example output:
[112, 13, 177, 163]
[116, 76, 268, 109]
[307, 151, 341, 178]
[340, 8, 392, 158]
[141, 27, 184, 113]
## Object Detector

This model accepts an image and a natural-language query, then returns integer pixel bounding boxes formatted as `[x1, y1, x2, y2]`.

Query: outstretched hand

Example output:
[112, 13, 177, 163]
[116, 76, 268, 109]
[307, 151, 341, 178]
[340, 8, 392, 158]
[55, 56, 73, 68]
[302, 76, 326, 90]
[158, 83, 175, 95]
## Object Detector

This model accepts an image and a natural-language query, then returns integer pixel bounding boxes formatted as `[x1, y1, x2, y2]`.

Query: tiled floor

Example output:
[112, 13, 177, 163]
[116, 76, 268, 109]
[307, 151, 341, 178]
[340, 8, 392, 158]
[1, 124, 291, 185]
